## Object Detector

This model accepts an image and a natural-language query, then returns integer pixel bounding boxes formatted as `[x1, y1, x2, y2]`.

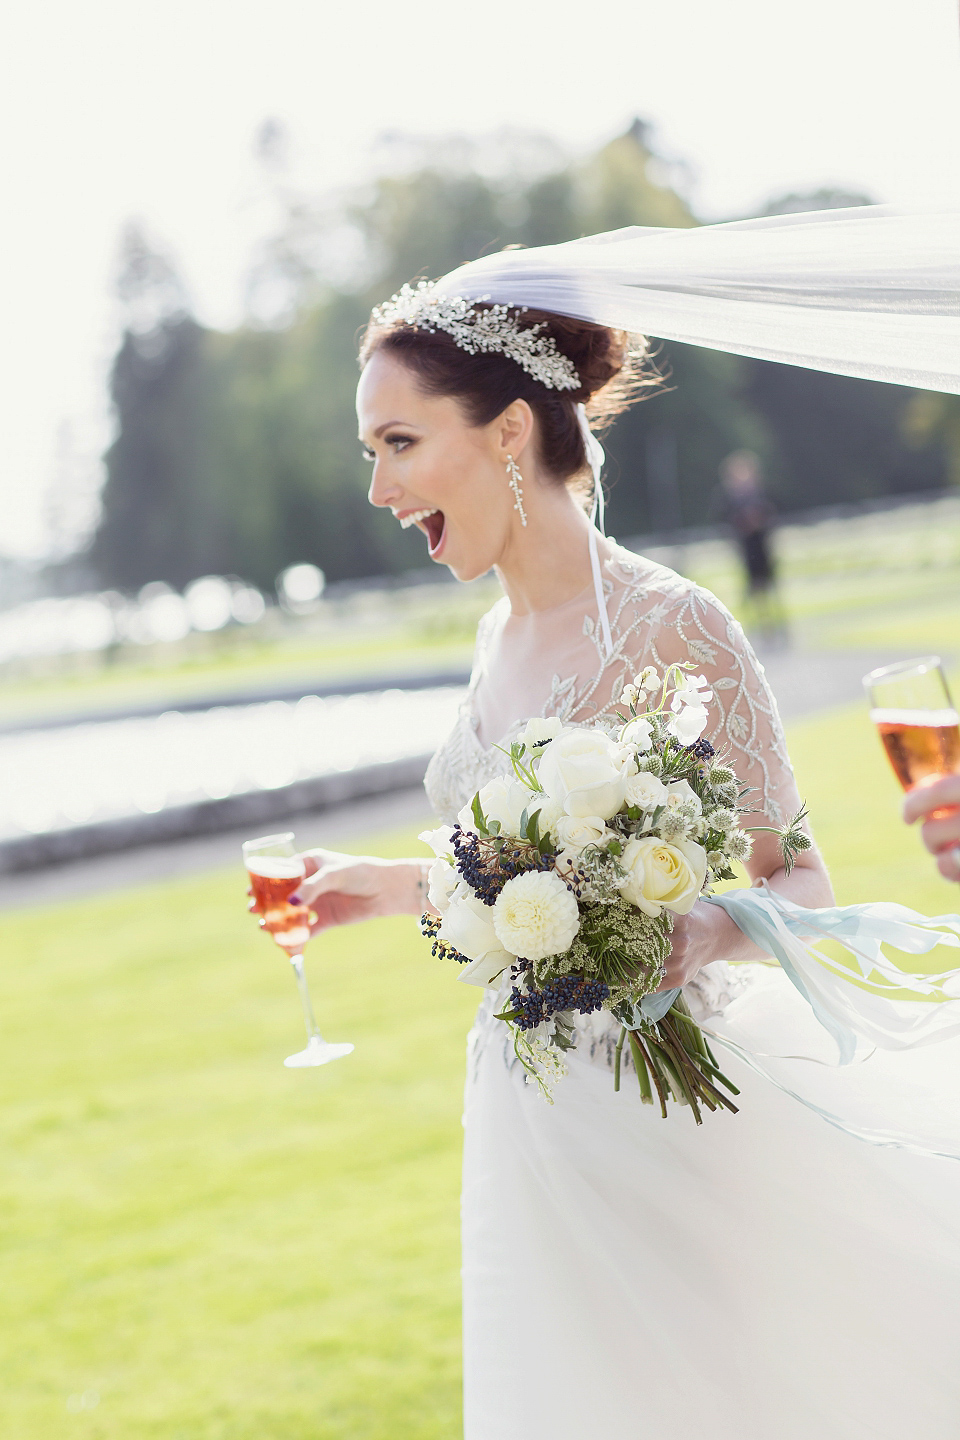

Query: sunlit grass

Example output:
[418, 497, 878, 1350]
[2, 698, 960, 1436]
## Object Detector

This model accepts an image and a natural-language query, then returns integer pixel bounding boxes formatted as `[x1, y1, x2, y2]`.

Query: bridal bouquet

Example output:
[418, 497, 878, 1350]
[420, 665, 809, 1122]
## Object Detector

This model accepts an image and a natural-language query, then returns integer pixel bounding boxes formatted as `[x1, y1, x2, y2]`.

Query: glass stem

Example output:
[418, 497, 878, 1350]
[289, 953, 323, 1042]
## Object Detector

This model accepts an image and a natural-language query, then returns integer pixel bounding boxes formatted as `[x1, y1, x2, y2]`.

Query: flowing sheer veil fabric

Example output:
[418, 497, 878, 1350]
[434, 205, 960, 393]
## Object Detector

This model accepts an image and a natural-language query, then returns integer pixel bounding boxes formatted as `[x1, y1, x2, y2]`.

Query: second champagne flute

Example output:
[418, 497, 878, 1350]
[863, 656, 960, 794]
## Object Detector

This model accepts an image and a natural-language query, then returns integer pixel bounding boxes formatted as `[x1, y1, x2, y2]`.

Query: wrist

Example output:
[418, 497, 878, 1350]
[382, 858, 430, 917]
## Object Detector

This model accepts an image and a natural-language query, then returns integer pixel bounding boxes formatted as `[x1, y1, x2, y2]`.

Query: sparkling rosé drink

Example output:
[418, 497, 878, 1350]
[245, 853, 313, 951]
[242, 831, 354, 1069]
[872, 709, 960, 791]
[864, 657, 960, 807]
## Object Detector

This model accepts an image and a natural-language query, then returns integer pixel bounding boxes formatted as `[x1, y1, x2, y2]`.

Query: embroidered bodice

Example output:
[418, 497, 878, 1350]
[423, 540, 797, 1065]
[425, 540, 796, 828]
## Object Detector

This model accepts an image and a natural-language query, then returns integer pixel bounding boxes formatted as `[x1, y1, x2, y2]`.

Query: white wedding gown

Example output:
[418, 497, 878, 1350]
[423, 542, 960, 1439]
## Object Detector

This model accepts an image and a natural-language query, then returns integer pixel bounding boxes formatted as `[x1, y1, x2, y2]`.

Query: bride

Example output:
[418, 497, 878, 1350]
[293, 259, 960, 1437]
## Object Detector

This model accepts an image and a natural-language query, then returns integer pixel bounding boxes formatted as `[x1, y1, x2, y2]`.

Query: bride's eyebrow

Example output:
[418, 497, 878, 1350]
[358, 419, 421, 443]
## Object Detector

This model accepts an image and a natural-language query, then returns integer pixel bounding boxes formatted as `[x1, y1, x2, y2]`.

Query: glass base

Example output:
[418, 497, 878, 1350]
[284, 1035, 355, 1068]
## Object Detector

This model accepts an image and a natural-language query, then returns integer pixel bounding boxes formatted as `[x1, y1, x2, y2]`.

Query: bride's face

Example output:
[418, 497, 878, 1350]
[357, 350, 520, 583]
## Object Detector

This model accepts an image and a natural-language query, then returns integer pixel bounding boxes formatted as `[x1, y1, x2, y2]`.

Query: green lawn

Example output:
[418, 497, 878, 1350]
[2, 702, 960, 1438]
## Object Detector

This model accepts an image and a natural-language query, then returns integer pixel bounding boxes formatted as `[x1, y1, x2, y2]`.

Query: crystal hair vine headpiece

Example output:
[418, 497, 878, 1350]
[369, 281, 581, 392]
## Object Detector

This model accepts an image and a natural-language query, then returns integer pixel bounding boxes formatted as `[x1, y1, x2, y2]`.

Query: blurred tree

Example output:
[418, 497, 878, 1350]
[90, 227, 215, 588]
[88, 137, 954, 594]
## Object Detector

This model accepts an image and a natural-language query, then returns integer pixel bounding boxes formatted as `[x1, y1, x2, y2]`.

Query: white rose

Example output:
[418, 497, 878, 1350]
[619, 836, 708, 917]
[664, 779, 703, 815]
[620, 715, 653, 753]
[538, 729, 629, 820]
[667, 703, 709, 745]
[624, 770, 668, 811]
[427, 856, 459, 912]
[492, 870, 581, 961]
[477, 775, 540, 836]
[552, 814, 616, 855]
[520, 716, 563, 747]
[439, 890, 513, 987]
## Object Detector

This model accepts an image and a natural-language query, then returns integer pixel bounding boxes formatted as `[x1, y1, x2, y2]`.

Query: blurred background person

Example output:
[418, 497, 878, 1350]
[717, 448, 787, 644]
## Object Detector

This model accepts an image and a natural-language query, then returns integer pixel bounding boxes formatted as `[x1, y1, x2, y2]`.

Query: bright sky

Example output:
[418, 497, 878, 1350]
[2, 0, 958, 561]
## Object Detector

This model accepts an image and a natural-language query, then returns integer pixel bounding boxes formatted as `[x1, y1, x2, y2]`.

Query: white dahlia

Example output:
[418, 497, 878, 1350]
[492, 870, 580, 961]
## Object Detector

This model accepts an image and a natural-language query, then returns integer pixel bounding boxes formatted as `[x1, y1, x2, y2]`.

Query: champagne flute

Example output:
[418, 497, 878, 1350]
[243, 831, 354, 1068]
[863, 657, 960, 800]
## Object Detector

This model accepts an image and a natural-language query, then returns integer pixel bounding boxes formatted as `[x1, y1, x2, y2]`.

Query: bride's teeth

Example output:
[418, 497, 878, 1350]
[400, 508, 438, 529]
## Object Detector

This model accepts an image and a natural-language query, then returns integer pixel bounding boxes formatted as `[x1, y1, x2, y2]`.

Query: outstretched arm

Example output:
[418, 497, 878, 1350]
[293, 850, 431, 934]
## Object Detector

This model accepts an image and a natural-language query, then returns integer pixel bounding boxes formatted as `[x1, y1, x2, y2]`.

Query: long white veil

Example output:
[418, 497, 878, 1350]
[435, 204, 960, 393]
[439, 203, 960, 1156]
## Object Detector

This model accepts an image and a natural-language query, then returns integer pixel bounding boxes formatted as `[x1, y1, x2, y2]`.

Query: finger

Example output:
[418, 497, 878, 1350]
[936, 844, 960, 883]
[919, 814, 960, 854]
[297, 847, 342, 879]
[903, 774, 960, 823]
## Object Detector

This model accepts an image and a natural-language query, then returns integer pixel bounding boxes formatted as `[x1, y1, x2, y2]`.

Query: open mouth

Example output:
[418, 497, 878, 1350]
[400, 507, 446, 557]
[423, 510, 445, 555]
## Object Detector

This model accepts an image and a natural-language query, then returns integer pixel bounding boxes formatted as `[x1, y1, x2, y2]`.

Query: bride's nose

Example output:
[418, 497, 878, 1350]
[367, 461, 400, 510]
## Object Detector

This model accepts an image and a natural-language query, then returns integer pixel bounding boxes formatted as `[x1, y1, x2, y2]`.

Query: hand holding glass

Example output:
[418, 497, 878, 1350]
[243, 831, 354, 1068]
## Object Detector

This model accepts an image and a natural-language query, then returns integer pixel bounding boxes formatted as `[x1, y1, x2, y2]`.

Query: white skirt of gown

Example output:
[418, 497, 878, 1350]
[461, 967, 960, 1440]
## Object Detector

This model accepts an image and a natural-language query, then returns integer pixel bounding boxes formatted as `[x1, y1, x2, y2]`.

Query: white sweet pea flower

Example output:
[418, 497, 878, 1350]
[664, 779, 703, 815]
[552, 814, 616, 855]
[439, 889, 513, 987]
[624, 770, 668, 811]
[492, 870, 580, 961]
[456, 800, 479, 834]
[667, 703, 709, 745]
[418, 824, 454, 859]
[538, 729, 630, 820]
[427, 856, 460, 912]
[520, 716, 564, 747]
[619, 836, 708, 918]
[671, 673, 713, 710]
[620, 715, 653, 753]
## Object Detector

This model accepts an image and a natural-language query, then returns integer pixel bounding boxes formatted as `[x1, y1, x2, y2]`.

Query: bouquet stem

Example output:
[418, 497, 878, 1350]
[618, 995, 740, 1122]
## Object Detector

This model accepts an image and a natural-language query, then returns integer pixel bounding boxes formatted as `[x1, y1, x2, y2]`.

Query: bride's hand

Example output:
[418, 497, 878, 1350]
[292, 849, 423, 933]
[660, 900, 757, 988]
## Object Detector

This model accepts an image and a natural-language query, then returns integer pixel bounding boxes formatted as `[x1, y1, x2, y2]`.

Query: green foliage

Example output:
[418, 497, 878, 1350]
[88, 126, 956, 595]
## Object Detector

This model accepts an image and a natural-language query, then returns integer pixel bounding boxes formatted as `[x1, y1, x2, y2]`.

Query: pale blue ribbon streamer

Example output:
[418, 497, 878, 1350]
[706, 884, 960, 1063]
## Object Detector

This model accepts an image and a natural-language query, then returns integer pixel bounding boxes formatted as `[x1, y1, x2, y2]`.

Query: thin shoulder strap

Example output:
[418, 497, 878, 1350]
[577, 404, 614, 661]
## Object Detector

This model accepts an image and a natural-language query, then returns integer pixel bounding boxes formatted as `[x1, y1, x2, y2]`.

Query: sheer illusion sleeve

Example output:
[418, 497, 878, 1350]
[644, 586, 798, 827]
[569, 554, 801, 828]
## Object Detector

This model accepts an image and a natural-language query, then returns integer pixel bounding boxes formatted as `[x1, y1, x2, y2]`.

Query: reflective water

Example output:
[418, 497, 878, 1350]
[0, 686, 465, 840]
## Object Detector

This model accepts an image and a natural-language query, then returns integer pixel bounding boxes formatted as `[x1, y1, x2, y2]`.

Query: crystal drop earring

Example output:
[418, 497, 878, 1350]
[505, 454, 528, 527]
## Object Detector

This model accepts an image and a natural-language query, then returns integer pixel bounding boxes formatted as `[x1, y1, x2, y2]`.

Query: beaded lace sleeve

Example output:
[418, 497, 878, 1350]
[423, 547, 800, 830]
[564, 549, 800, 827]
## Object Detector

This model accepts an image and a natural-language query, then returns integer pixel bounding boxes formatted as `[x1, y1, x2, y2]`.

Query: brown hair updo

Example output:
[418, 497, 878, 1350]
[359, 296, 659, 494]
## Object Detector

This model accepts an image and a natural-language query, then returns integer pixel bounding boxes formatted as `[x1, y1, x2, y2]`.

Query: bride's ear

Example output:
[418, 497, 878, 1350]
[494, 399, 535, 463]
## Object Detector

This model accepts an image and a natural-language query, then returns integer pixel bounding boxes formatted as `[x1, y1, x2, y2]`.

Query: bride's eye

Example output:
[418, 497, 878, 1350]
[361, 445, 375, 462]
[385, 433, 415, 453]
